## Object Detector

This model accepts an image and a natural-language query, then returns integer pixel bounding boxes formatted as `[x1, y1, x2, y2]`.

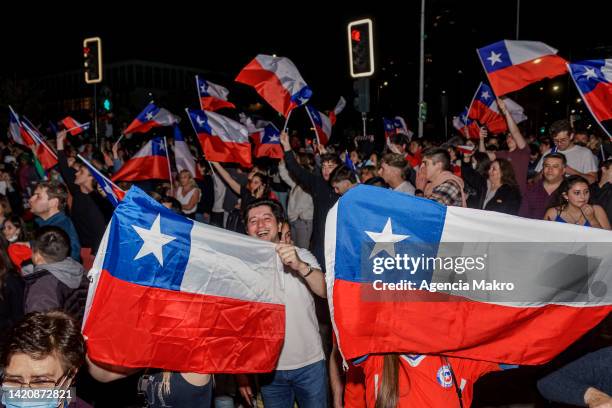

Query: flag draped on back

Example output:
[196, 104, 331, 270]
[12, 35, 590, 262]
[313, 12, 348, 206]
[235, 54, 312, 117]
[196, 75, 236, 111]
[477, 40, 567, 96]
[124, 103, 180, 134]
[111, 137, 170, 182]
[326, 185, 612, 365]
[83, 187, 286, 373]
[186, 109, 251, 167]
[568, 59, 612, 138]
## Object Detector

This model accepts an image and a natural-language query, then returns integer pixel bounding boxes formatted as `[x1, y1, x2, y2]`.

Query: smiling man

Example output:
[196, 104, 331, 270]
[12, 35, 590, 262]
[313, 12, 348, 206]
[237, 198, 327, 408]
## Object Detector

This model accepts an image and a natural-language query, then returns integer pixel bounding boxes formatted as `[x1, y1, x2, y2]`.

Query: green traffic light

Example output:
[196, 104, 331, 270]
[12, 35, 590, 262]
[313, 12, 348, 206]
[103, 99, 111, 111]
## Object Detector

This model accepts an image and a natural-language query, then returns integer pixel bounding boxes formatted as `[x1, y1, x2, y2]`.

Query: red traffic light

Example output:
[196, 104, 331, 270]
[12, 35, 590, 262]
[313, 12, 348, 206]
[351, 29, 361, 42]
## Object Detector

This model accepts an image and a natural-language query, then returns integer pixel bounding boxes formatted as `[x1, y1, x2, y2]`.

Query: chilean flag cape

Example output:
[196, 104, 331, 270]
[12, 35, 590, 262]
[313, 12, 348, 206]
[477, 40, 568, 96]
[196, 75, 236, 111]
[124, 103, 180, 134]
[83, 187, 286, 373]
[78, 154, 125, 207]
[326, 185, 612, 365]
[568, 59, 612, 139]
[173, 125, 202, 179]
[235, 54, 312, 117]
[21, 118, 58, 170]
[250, 123, 284, 159]
[8, 106, 34, 146]
[467, 82, 508, 134]
[61, 116, 90, 136]
[111, 137, 171, 182]
[186, 109, 251, 168]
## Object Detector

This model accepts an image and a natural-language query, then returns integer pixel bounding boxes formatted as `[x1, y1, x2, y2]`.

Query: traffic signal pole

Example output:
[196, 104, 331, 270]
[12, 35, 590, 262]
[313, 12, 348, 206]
[93, 84, 98, 147]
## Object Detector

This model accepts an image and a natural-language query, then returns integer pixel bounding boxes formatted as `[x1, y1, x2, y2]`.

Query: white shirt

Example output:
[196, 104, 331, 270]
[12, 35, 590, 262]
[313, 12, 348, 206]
[394, 181, 416, 195]
[175, 186, 199, 214]
[212, 173, 226, 213]
[276, 247, 324, 370]
[536, 145, 598, 174]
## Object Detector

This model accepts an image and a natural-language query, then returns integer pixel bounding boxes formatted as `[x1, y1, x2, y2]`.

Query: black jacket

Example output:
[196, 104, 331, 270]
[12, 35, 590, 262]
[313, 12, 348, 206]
[484, 184, 522, 215]
[0, 271, 24, 337]
[284, 150, 339, 267]
[591, 182, 612, 225]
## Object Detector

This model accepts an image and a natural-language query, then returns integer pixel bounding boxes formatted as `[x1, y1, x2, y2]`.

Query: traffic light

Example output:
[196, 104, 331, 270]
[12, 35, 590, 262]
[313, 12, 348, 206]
[83, 37, 103, 84]
[348, 18, 374, 78]
[103, 98, 111, 111]
[353, 78, 370, 113]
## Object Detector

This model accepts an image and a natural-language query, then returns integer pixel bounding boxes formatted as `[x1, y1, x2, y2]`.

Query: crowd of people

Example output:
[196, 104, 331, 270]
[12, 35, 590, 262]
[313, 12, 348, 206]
[1, 96, 612, 407]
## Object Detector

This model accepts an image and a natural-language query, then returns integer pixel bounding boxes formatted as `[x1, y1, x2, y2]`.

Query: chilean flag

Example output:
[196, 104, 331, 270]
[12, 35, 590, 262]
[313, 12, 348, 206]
[173, 125, 202, 179]
[477, 40, 568, 96]
[61, 116, 90, 136]
[467, 82, 508, 134]
[235, 54, 312, 117]
[568, 60, 612, 139]
[8, 106, 34, 146]
[124, 103, 180, 134]
[328, 97, 346, 125]
[186, 109, 251, 168]
[251, 123, 283, 159]
[383, 117, 414, 139]
[78, 154, 125, 207]
[21, 118, 58, 170]
[111, 137, 170, 182]
[326, 186, 612, 365]
[196, 75, 236, 111]
[83, 187, 285, 373]
[305, 105, 333, 145]
[453, 108, 481, 139]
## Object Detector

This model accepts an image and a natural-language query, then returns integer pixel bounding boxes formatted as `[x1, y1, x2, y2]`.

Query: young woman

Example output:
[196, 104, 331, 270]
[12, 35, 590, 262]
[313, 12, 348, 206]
[544, 175, 611, 229]
[2, 216, 32, 274]
[174, 170, 201, 219]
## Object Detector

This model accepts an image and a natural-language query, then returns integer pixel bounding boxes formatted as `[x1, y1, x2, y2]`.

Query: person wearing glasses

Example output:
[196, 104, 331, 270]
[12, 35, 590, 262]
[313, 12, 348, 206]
[0, 311, 90, 407]
[535, 119, 599, 184]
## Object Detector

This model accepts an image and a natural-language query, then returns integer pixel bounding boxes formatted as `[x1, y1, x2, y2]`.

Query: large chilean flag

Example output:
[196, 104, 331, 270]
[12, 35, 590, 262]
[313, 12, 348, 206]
[186, 109, 252, 168]
[477, 40, 567, 96]
[111, 137, 170, 182]
[326, 185, 612, 365]
[83, 187, 285, 373]
[235, 54, 312, 117]
[568, 59, 612, 139]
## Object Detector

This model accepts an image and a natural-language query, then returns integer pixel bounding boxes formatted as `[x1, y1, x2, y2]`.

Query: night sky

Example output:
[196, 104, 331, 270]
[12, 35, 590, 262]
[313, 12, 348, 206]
[2, 1, 610, 136]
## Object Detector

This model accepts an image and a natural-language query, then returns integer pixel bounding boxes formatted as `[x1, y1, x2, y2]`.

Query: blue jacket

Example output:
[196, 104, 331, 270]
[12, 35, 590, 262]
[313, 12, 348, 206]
[35, 211, 81, 261]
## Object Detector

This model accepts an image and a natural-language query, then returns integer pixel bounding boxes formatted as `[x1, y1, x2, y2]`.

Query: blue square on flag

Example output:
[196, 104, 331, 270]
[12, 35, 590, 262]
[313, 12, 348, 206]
[478, 41, 512, 73]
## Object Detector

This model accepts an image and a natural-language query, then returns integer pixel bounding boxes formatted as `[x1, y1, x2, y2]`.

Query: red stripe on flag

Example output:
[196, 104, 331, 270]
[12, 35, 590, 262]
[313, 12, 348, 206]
[584, 81, 612, 122]
[488, 55, 568, 96]
[235, 59, 293, 117]
[111, 156, 170, 182]
[198, 133, 252, 168]
[84, 270, 285, 373]
[333, 279, 612, 365]
[200, 96, 236, 112]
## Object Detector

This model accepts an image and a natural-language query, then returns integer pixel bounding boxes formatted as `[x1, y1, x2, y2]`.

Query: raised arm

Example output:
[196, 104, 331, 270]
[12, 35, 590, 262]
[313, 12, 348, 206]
[498, 97, 527, 149]
[210, 162, 242, 195]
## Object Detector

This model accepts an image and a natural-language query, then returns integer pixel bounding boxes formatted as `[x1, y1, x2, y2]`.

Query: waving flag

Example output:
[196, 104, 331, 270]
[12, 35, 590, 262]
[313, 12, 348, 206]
[21, 118, 58, 170]
[477, 40, 567, 96]
[453, 108, 481, 139]
[173, 125, 202, 179]
[8, 106, 34, 146]
[124, 103, 180, 134]
[329, 97, 346, 125]
[383, 116, 414, 140]
[326, 185, 612, 365]
[83, 187, 285, 373]
[196, 75, 236, 111]
[467, 83, 508, 134]
[568, 60, 612, 138]
[78, 154, 125, 207]
[111, 137, 170, 182]
[61, 116, 91, 136]
[251, 123, 283, 159]
[186, 109, 251, 167]
[305, 105, 333, 145]
[236, 54, 312, 117]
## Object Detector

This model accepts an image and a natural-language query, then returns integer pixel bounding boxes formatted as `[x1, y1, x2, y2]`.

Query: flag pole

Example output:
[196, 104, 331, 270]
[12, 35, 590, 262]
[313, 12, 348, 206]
[304, 106, 321, 145]
[282, 109, 293, 133]
[162, 137, 173, 195]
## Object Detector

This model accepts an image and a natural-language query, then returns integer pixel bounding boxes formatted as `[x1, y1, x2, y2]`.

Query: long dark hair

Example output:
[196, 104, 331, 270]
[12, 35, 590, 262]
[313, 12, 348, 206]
[4, 215, 30, 243]
[548, 175, 590, 211]
[375, 354, 401, 408]
[250, 172, 272, 199]
[493, 158, 518, 187]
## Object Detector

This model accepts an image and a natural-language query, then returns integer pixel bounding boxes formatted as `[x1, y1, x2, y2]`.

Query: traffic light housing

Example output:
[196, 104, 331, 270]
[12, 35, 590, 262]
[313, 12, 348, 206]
[348, 18, 374, 78]
[83, 37, 103, 84]
[353, 78, 370, 113]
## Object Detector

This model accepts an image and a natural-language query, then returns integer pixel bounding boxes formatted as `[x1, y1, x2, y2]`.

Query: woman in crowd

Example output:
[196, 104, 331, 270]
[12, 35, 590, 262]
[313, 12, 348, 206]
[173, 170, 201, 219]
[0, 235, 23, 340]
[544, 175, 611, 229]
[2, 216, 32, 274]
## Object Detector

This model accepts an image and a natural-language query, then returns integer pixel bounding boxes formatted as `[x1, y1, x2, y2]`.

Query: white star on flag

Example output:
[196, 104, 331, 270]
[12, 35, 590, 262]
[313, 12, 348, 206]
[200, 84, 207, 93]
[487, 51, 502, 66]
[145, 112, 154, 120]
[365, 218, 410, 259]
[481, 91, 491, 100]
[196, 116, 205, 127]
[267, 135, 280, 142]
[133, 214, 176, 266]
[583, 67, 598, 80]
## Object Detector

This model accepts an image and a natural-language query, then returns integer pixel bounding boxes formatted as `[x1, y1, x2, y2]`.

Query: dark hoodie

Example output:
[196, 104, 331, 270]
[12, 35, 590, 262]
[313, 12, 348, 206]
[24, 257, 89, 322]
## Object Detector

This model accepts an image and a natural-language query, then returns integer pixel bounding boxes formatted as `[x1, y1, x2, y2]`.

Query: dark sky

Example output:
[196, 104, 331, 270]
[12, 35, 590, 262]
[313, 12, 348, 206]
[2, 1, 610, 132]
